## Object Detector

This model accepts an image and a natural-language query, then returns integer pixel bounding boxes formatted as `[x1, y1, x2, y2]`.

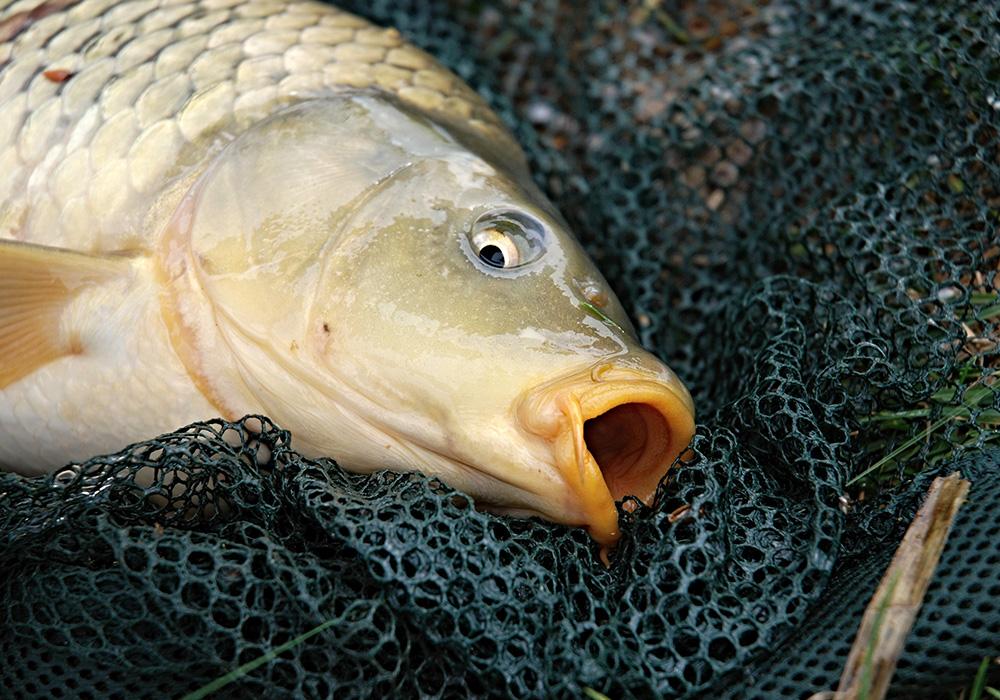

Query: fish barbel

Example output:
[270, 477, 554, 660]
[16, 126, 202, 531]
[0, 0, 695, 549]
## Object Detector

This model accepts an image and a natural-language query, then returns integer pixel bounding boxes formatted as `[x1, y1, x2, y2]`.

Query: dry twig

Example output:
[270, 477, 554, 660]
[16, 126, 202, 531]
[810, 472, 971, 700]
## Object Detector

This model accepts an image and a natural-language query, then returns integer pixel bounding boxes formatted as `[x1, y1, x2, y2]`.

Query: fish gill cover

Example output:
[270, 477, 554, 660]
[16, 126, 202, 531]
[1, 0, 999, 698]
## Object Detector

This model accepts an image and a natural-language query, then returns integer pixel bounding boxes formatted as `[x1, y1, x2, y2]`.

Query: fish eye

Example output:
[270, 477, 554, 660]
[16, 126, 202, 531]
[468, 211, 546, 271]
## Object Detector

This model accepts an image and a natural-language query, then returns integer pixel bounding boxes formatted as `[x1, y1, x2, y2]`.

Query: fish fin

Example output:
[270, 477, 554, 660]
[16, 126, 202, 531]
[0, 239, 130, 389]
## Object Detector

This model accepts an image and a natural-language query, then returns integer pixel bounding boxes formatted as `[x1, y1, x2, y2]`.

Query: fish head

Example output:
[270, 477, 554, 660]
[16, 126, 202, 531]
[168, 95, 695, 548]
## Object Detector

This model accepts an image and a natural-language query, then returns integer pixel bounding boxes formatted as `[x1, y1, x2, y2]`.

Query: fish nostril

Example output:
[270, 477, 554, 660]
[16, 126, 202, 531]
[583, 403, 672, 503]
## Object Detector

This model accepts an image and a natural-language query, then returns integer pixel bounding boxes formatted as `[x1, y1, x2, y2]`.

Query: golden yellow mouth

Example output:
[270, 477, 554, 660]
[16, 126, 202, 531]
[517, 364, 696, 554]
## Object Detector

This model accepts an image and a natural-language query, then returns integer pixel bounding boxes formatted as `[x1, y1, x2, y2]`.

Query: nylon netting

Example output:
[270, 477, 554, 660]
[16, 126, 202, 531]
[2, 1, 999, 698]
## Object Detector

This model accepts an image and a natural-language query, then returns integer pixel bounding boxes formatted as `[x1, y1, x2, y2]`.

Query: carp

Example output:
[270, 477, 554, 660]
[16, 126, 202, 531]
[0, 0, 694, 548]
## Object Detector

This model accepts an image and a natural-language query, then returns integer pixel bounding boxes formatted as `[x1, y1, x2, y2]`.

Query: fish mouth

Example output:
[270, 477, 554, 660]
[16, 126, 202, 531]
[516, 362, 696, 551]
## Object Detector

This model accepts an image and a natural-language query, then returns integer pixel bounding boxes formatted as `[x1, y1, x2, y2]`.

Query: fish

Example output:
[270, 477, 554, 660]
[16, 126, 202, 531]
[0, 0, 695, 550]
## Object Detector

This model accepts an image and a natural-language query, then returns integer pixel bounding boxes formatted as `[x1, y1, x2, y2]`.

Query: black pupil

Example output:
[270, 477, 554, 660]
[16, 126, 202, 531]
[479, 244, 506, 267]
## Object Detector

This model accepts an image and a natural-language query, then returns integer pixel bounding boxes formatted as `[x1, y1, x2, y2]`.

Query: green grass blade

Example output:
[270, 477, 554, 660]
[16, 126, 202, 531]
[971, 656, 992, 700]
[862, 407, 1000, 423]
[977, 302, 1000, 320]
[848, 415, 954, 486]
[865, 382, 996, 423]
[583, 689, 612, 700]
[180, 618, 337, 700]
[579, 300, 627, 335]
[985, 687, 1000, 699]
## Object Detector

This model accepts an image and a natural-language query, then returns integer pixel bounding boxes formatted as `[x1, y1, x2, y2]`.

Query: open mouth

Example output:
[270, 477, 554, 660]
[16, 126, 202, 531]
[583, 402, 672, 504]
[516, 363, 696, 552]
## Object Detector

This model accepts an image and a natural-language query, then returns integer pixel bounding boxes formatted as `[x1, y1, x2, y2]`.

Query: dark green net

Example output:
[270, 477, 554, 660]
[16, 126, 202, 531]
[2, 1, 999, 698]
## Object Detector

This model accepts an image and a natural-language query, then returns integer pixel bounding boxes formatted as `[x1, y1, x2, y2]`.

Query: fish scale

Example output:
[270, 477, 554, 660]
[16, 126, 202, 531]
[0, 0, 517, 251]
[0, 0, 695, 547]
[0, 0, 525, 471]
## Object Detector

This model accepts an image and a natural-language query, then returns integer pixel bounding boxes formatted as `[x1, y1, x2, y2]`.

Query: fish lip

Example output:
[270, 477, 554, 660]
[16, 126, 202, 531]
[515, 363, 696, 551]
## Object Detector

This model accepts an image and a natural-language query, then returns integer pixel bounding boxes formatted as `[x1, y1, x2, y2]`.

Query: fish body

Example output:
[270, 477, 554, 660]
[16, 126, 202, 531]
[0, 0, 695, 547]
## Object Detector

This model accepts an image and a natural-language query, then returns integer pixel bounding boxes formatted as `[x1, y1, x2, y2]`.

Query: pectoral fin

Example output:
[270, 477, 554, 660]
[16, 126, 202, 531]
[0, 240, 130, 389]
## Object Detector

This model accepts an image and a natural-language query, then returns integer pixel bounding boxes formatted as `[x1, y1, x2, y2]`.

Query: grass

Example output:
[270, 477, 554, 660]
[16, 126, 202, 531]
[180, 619, 338, 700]
[182, 634, 620, 700]
[580, 299, 628, 336]
[953, 656, 1000, 700]
[850, 367, 998, 489]
[632, 0, 691, 44]
[850, 289, 999, 494]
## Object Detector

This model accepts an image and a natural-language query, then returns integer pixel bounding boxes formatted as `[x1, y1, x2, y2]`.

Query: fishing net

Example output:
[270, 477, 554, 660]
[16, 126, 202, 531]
[2, 0, 999, 697]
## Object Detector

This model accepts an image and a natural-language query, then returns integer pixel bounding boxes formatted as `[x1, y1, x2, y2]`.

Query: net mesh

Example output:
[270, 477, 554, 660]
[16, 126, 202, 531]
[2, 0, 999, 698]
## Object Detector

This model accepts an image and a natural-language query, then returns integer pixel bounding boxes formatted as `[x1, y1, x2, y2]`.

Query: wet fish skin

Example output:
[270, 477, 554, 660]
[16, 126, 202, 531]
[0, 0, 521, 250]
[0, 0, 696, 548]
[0, 0, 526, 467]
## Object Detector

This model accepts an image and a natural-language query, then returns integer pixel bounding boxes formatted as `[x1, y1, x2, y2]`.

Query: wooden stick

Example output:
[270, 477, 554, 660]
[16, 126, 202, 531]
[809, 472, 971, 700]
